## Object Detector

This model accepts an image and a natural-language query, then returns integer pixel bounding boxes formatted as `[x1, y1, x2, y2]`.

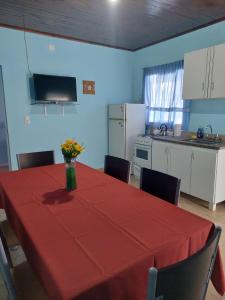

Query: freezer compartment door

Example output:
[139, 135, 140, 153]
[108, 119, 126, 159]
[108, 104, 125, 120]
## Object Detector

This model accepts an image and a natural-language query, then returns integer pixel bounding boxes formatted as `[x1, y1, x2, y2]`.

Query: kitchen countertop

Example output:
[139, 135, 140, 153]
[151, 135, 225, 150]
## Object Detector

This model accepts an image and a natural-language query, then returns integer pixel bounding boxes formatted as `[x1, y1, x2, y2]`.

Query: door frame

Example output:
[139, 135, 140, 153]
[0, 66, 11, 170]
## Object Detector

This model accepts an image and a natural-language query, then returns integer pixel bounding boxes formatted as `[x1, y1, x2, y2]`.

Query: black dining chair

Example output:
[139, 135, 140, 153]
[147, 226, 222, 300]
[0, 231, 48, 300]
[0, 230, 17, 300]
[17, 150, 55, 170]
[104, 155, 131, 183]
[140, 168, 181, 206]
[0, 219, 19, 267]
[0, 223, 13, 268]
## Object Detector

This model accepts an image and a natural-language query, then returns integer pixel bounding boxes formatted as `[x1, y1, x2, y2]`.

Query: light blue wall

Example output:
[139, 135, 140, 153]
[133, 21, 225, 134]
[0, 27, 133, 169]
[0, 68, 9, 166]
[2, 21, 225, 170]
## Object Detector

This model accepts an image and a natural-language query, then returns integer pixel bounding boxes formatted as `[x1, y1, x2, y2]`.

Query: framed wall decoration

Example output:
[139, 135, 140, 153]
[83, 80, 95, 95]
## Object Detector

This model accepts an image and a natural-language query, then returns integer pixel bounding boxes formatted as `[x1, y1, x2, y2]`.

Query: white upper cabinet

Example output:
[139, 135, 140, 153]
[183, 43, 225, 100]
[209, 43, 225, 99]
[183, 48, 210, 100]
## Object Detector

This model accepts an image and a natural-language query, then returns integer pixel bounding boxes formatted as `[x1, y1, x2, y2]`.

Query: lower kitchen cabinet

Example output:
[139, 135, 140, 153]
[190, 148, 217, 205]
[151, 140, 169, 174]
[169, 144, 192, 195]
[152, 140, 225, 210]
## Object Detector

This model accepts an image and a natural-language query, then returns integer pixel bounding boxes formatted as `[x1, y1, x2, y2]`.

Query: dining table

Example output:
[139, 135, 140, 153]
[0, 162, 224, 300]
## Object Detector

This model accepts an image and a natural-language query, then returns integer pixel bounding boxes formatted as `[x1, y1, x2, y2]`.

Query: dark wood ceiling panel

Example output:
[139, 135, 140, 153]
[0, 0, 225, 51]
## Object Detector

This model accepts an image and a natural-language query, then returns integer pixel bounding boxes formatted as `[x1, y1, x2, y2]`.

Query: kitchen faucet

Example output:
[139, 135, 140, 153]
[205, 124, 213, 137]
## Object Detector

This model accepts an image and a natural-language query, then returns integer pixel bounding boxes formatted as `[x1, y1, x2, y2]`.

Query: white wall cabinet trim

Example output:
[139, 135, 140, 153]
[183, 48, 209, 100]
[209, 44, 225, 99]
[183, 43, 225, 100]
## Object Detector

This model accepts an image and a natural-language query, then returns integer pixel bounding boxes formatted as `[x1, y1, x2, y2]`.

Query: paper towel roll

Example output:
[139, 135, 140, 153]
[174, 124, 182, 136]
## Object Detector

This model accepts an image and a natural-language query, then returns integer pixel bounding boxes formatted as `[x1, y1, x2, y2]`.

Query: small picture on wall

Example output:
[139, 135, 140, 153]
[83, 80, 95, 95]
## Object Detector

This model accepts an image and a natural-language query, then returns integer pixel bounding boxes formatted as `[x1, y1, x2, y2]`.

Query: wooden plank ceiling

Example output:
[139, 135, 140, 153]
[0, 0, 225, 51]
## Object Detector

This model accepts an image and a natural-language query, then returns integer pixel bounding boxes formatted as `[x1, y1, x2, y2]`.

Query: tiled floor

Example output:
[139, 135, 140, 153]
[0, 175, 224, 299]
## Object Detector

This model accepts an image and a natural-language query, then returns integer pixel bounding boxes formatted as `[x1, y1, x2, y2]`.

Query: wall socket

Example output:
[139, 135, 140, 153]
[48, 44, 55, 52]
[24, 115, 31, 125]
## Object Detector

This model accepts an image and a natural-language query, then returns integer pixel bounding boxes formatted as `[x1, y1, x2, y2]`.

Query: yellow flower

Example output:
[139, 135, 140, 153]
[65, 139, 74, 144]
[75, 144, 81, 152]
[61, 138, 84, 159]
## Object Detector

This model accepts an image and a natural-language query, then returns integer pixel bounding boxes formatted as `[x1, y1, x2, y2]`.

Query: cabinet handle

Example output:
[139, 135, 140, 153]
[202, 82, 205, 91]
[211, 82, 214, 90]
[166, 148, 169, 174]
[191, 152, 194, 160]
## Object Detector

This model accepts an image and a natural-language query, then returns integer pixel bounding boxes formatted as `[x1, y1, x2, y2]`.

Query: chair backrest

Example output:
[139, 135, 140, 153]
[147, 226, 222, 300]
[140, 168, 181, 205]
[104, 155, 130, 183]
[17, 151, 55, 170]
[0, 230, 17, 300]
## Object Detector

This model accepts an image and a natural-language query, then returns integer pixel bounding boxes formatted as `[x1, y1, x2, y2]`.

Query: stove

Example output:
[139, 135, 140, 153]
[135, 135, 153, 146]
[133, 135, 152, 178]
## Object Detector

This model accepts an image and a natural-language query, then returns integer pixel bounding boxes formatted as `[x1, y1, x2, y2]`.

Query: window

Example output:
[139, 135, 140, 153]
[143, 60, 191, 130]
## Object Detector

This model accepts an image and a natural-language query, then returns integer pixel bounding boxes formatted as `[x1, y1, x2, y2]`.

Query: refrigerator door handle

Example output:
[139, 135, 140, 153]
[109, 118, 125, 121]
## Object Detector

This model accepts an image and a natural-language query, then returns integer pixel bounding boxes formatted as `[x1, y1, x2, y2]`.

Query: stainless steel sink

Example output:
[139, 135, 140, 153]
[182, 138, 222, 145]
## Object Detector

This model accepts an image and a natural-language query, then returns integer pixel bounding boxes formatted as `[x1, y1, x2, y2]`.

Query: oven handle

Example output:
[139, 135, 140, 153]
[135, 144, 152, 150]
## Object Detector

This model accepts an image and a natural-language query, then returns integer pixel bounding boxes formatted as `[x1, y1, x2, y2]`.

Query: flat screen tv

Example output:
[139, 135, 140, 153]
[33, 74, 77, 103]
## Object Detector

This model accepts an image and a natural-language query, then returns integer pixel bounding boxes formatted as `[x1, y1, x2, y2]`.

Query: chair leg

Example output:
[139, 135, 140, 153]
[0, 226, 13, 268]
[0, 240, 17, 300]
[147, 268, 158, 300]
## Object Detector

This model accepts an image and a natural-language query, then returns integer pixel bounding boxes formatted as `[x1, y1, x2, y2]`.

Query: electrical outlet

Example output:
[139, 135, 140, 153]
[48, 44, 55, 52]
[24, 115, 31, 125]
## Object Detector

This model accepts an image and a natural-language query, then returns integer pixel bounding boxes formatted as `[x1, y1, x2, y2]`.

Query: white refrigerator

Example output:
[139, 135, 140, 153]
[108, 103, 146, 163]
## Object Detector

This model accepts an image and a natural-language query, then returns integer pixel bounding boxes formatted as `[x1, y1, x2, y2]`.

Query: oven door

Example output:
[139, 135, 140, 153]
[133, 144, 152, 168]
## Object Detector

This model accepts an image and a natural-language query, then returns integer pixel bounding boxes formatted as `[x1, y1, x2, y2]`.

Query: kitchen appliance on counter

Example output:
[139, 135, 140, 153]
[133, 135, 152, 178]
[197, 127, 205, 139]
[159, 123, 168, 136]
[108, 104, 145, 167]
[174, 124, 182, 136]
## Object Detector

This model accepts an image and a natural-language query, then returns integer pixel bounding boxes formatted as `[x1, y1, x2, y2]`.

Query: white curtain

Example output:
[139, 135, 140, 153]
[143, 60, 191, 130]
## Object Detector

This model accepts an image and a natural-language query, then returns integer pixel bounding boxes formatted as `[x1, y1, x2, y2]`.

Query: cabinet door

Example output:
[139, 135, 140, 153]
[190, 148, 217, 203]
[108, 104, 125, 119]
[210, 44, 225, 99]
[169, 144, 192, 194]
[152, 141, 169, 174]
[183, 48, 209, 100]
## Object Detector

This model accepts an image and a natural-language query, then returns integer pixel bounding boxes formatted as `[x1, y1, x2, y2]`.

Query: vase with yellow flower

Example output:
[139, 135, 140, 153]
[61, 139, 84, 191]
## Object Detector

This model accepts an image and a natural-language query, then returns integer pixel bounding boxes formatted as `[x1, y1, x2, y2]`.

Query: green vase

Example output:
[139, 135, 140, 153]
[65, 159, 77, 191]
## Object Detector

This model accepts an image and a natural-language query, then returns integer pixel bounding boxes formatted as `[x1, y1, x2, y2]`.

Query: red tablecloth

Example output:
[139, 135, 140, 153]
[0, 163, 224, 300]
